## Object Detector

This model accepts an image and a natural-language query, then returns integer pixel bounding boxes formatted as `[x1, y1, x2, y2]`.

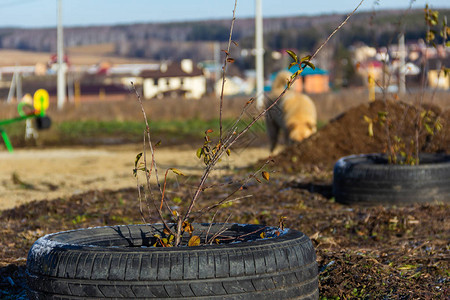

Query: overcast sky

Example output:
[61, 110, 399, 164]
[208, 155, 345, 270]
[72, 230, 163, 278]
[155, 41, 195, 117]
[0, 0, 448, 28]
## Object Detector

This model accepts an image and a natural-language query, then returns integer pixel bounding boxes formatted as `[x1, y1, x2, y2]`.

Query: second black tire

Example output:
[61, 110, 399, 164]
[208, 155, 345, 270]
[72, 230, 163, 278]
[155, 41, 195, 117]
[333, 153, 450, 205]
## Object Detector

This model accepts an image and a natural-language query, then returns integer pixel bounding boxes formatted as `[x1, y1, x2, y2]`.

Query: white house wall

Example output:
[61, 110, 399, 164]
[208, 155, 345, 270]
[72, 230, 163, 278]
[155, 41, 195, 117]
[214, 77, 241, 97]
[143, 78, 158, 99]
[169, 78, 181, 90]
[144, 76, 206, 99]
[158, 78, 168, 92]
[184, 76, 206, 99]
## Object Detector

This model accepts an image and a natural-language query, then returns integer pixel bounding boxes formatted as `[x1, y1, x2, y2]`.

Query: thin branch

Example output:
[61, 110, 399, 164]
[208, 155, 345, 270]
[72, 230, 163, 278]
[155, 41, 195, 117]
[182, 0, 365, 231]
[159, 169, 177, 216]
[202, 195, 253, 216]
[196, 159, 272, 217]
[217, 226, 267, 242]
[185, 0, 367, 217]
[207, 216, 232, 245]
[224, 98, 256, 141]
[136, 179, 149, 225]
[219, 0, 238, 142]
[182, 163, 215, 223]
[368, 0, 418, 162]
[142, 129, 156, 216]
[205, 209, 221, 244]
[133, 0, 366, 246]
[132, 82, 173, 235]
[226, 86, 291, 149]
[311, 0, 365, 60]
[131, 83, 163, 195]
[136, 131, 152, 224]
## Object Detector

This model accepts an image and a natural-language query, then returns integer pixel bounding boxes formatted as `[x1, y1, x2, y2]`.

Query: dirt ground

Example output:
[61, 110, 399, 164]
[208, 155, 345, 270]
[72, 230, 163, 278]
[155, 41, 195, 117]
[273, 99, 450, 171]
[0, 99, 449, 299]
[0, 144, 272, 211]
[1, 173, 448, 299]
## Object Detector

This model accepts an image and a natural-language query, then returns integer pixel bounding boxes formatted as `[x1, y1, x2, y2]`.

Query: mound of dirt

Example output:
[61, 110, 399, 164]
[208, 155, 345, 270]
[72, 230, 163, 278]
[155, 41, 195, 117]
[273, 100, 450, 172]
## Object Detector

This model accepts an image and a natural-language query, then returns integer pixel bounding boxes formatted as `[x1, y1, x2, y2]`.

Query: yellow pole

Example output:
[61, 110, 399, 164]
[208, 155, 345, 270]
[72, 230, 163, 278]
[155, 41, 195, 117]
[99, 88, 105, 101]
[368, 70, 375, 102]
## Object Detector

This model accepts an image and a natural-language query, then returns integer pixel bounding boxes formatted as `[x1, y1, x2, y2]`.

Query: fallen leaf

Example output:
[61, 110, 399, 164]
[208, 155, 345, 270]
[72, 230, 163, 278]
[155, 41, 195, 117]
[188, 235, 201, 247]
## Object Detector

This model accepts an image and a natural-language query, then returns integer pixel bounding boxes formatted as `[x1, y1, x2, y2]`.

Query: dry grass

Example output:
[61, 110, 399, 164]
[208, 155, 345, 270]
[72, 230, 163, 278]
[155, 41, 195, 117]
[1, 89, 449, 123]
[0, 48, 152, 67]
[66, 43, 116, 55]
[0, 96, 252, 122]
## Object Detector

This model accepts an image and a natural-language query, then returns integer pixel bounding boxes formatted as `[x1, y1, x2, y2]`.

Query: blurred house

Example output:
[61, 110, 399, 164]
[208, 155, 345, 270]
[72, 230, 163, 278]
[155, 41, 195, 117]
[140, 59, 206, 99]
[352, 41, 450, 91]
[213, 75, 255, 97]
[427, 56, 450, 90]
[95, 63, 160, 88]
[352, 44, 377, 63]
[214, 76, 242, 97]
[213, 69, 256, 97]
[357, 60, 384, 85]
[428, 69, 449, 90]
[270, 66, 330, 94]
[0, 65, 48, 101]
[34, 63, 48, 76]
[301, 67, 330, 94]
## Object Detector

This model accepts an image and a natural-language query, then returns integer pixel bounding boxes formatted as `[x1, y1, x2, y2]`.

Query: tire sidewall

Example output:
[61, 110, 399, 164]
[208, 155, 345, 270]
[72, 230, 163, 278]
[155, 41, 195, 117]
[333, 153, 450, 205]
[27, 223, 319, 299]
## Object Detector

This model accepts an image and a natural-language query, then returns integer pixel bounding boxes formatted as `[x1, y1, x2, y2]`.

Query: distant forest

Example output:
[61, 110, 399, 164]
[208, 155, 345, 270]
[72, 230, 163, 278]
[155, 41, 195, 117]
[0, 8, 448, 66]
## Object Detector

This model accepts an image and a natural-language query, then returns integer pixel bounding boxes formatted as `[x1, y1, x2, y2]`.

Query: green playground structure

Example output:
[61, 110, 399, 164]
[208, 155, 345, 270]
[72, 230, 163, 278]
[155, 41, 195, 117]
[0, 94, 51, 153]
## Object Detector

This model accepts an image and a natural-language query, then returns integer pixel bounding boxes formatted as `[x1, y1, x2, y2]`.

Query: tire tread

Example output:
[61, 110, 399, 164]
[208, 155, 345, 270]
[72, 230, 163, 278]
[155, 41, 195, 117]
[27, 224, 318, 299]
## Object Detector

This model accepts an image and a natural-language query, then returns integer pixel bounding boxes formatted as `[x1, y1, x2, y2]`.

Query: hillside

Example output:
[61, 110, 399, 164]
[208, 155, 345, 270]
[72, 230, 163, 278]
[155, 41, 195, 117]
[0, 8, 448, 64]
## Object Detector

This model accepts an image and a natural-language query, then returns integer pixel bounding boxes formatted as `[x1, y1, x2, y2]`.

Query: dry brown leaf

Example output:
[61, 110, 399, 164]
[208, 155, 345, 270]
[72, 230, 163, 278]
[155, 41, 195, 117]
[188, 235, 201, 247]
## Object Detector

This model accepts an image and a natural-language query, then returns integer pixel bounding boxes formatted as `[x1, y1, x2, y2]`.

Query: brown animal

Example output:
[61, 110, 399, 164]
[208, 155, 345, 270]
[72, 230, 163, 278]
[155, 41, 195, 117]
[266, 70, 317, 152]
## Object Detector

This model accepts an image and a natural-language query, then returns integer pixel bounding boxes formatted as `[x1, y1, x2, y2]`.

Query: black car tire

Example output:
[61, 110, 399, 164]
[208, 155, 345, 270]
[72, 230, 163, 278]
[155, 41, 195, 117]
[333, 153, 450, 205]
[27, 223, 318, 299]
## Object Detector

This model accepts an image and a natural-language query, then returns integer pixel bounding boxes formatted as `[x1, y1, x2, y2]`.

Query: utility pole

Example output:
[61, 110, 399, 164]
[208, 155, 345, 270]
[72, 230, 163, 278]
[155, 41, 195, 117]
[255, 0, 264, 110]
[398, 32, 406, 94]
[7, 70, 16, 103]
[16, 71, 22, 101]
[6, 66, 22, 103]
[57, 0, 66, 110]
